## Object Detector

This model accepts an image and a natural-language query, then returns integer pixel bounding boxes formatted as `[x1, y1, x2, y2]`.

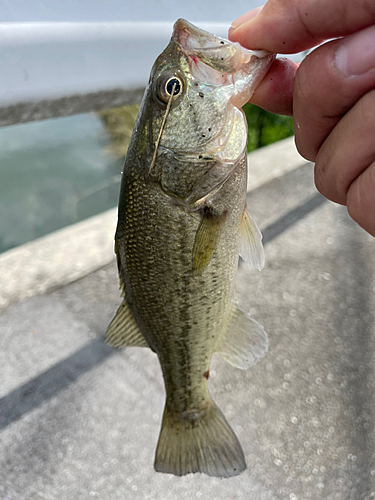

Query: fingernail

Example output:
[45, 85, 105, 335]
[231, 5, 264, 29]
[335, 25, 375, 76]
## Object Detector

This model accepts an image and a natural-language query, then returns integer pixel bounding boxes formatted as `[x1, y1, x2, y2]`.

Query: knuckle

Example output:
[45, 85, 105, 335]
[346, 161, 375, 235]
[293, 73, 319, 160]
[294, 3, 318, 42]
[357, 90, 375, 129]
[346, 189, 359, 223]
[314, 159, 329, 198]
[364, 0, 375, 20]
[293, 50, 336, 161]
[294, 57, 315, 105]
[346, 181, 364, 230]
[314, 153, 347, 205]
[294, 127, 318, 161]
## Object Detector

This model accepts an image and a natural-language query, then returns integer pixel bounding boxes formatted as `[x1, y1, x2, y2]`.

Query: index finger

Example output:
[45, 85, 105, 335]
[229, 0, 375, 53]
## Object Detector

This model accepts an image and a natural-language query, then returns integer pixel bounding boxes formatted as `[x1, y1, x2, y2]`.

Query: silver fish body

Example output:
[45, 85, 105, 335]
[106, 19, 274, 478]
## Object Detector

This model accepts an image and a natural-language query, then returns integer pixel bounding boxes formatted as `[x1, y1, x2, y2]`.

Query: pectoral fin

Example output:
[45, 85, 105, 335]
[215, 303, 268, 369]
[105, 298, 149, 348]
[239, 207, 265, 271]
[192, 211, 226, 275]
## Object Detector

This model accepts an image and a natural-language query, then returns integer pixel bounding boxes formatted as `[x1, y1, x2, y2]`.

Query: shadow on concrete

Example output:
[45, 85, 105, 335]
[262, 193, 326, 246]
[0, 340, 114, 431]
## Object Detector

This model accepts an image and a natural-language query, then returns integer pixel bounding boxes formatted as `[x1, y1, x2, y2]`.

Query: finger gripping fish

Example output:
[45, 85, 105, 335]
[106, 19, 274, 478]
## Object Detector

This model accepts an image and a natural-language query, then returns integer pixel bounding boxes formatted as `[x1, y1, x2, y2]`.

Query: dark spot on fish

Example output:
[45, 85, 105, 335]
[220, 41, 224, 44]
[283, 41, 286, 44]
[221, 58, 224, 60]
[203, 370, 209, 379]
[189, 103, 193, 107]
[199, 155, 203, 159]
[208, 128, 211, 132]
[202, 134, 205, 137]
[199, 92, 204, 98]
[194, 82, 199, 86]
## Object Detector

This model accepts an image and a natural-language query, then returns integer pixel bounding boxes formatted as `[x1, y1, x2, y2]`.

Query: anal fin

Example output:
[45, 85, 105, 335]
[215, 303, 268, 369]
[105, 299, 149, 348]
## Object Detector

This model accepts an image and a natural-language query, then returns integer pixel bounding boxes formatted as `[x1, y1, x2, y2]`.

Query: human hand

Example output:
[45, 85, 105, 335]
[229, 0, 375, 236]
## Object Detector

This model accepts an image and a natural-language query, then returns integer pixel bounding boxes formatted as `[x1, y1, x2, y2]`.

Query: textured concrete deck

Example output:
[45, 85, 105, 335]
[1, 142, 374, 499]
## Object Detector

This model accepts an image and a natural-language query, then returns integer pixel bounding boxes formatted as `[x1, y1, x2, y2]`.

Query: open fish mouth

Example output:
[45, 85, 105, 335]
[172, 19, 275, 108]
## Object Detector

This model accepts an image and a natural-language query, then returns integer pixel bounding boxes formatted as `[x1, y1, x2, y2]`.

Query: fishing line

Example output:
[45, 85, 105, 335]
[148, 81, 177, 175]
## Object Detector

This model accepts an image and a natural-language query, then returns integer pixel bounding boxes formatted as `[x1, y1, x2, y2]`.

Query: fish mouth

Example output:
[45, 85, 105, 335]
[172, 19, 275, 107]
[173, 19, 232, 52]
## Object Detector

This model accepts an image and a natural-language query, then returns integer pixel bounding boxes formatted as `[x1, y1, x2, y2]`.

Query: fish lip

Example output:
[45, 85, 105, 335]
[173, 18, 229, 50]
[172, 18, 239, 65]
[172, 18, 271, 62]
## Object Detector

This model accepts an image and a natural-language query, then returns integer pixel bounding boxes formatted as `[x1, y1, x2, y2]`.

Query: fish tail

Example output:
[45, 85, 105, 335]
[154, 400, 246, 478]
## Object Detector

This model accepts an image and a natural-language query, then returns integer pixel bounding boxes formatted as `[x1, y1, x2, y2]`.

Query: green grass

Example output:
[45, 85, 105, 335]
[242, 103, 294, 153]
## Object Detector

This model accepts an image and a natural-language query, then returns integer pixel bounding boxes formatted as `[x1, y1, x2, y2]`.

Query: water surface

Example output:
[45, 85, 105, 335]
[0, 113, 121, 253]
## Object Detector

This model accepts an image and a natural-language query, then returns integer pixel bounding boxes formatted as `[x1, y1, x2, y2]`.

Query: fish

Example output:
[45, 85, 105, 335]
[105, 19, 274, 478]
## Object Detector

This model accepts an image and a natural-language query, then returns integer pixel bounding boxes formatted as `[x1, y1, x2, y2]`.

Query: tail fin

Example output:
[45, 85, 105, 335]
[154, 401, 246, 478]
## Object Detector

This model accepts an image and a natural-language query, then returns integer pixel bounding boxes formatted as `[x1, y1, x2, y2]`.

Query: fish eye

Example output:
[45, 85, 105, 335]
[158, 75, 184, 103]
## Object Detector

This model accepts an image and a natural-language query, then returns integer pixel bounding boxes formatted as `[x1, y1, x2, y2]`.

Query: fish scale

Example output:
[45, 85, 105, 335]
[119, 169, 240, 387]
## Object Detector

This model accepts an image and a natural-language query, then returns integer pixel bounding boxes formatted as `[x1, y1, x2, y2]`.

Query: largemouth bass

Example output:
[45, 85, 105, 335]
[106, 19, 274, 478]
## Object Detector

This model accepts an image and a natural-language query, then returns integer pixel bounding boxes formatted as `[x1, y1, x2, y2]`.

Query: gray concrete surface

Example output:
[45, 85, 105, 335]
[0, 210, 117, 314]
[1, 162, 375, 499]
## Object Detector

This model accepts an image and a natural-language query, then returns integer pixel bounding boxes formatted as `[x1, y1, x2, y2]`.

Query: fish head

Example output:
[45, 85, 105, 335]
[147, 19, 275, 162]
